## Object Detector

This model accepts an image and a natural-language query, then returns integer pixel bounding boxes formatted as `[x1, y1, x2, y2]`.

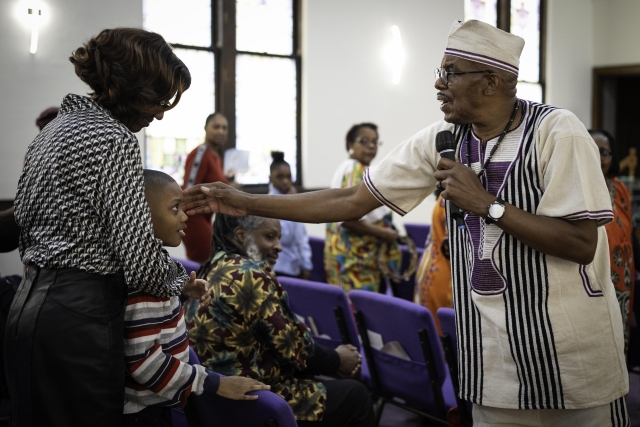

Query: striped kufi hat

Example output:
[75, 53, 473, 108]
[444, 20, 525, 76]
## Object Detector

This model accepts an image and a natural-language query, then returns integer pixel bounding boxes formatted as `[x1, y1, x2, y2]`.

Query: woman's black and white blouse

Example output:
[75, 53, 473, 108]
[14, 94, 187, 297]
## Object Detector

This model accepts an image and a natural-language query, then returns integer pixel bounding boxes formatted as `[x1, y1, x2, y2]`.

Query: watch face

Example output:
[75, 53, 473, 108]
[489, 203, 505, 219]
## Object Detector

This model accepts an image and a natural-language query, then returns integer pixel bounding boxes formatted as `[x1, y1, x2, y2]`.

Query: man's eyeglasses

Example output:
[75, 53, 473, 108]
[434, 68, 493, 86]
[599, 148, 612, 158]
[355, 137, 383, 147]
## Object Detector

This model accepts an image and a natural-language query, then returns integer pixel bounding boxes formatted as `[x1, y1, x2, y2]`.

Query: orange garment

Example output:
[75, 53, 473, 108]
[415, 195, 451, 334]
[182, 145, 227, 264]
[605, 177, 635, 353]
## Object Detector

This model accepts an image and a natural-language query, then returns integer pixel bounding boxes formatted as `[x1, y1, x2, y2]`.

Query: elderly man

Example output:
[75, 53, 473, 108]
[184, 20, 629, 426]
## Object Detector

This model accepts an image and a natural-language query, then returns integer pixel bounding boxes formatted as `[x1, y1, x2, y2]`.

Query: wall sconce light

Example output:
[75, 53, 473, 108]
[382, 25, 405, 85]
[28, 5, 42, 54]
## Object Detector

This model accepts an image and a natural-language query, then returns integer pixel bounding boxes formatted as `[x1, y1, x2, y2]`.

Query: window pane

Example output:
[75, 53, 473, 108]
[517, 81, 542, 103]
[143, 0, 211, 47]
[145, 49, 215, 183]
[235, 54, 297, 184]
[464, 0, 498, 26]
[511, 0, 540, 83]
[236, 0, 293, 55]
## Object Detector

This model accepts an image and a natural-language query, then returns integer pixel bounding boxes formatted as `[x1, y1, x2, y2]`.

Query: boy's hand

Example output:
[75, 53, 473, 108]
[183, 272, 210, 307]
[216, 376, 271, 400]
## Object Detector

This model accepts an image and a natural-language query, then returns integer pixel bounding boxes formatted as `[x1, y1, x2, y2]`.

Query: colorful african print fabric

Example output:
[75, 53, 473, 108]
[605, 177, 636, 354]
[415, 195, 452, 335]
[324, 159, 401, 293]
[184, 251, 327, 421]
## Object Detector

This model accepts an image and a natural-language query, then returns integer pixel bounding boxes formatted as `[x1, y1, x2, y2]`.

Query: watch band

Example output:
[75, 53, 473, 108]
[485, 197, 506, 225]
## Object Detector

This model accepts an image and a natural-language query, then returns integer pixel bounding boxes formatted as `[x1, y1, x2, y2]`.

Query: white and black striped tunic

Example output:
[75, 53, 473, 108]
[364, 100, 628, 410]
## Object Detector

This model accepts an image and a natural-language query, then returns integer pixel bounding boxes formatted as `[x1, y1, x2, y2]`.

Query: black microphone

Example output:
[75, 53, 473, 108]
[435, 130, 466, 230]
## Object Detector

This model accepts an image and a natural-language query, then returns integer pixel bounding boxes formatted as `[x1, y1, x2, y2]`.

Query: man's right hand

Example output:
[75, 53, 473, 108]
[378, 227, 399, 244]
[216, 376, 271, 401]
[183, 182, 250, 217]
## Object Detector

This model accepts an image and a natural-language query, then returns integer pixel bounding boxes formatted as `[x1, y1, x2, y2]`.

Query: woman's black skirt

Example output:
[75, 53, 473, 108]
[5, 266, 126, 426]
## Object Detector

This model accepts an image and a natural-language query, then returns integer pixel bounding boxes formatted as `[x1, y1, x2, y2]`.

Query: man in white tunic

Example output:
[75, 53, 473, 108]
[184, 20, 629, 427]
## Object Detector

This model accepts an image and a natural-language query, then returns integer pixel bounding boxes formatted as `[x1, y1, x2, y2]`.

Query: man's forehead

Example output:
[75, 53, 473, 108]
[441, 55, 476, 69]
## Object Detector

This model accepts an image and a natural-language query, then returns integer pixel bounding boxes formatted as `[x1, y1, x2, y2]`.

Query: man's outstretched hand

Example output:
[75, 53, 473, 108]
[183, 182, 251, 217]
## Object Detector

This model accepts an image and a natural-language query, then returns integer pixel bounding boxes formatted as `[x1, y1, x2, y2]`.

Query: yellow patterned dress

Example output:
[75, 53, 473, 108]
[324, 159, 401, 293]
[184, 251, 327, 422]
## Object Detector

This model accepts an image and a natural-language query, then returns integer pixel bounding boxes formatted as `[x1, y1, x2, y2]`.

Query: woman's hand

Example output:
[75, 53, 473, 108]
[378, 227, 399, 244]
[216, 376, 271, 401]
[183, 272, 211, 307]
[336, 344, 362, 377]
[300, 269, 311, 280]
[183, 182, 251, 216]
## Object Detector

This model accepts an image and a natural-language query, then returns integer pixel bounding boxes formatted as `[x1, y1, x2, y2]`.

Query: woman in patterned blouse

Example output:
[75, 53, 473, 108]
[7, 28, 194, 426]
[589, 129, 637, 355]
[186, 214, 376, 426]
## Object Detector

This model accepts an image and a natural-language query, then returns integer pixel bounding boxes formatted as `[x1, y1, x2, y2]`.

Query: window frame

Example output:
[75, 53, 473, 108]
[159, 0, 303, 189]
[495, 0, 546, 102]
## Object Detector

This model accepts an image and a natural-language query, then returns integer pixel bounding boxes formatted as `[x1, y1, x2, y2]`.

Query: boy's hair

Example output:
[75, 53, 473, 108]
[142, 169, 177, 201]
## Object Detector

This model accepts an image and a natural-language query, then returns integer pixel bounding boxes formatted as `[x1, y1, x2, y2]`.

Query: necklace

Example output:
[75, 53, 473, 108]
[465, 99, 521, 177]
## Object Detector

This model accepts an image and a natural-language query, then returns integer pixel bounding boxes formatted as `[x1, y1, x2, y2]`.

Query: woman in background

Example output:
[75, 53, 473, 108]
[324, 123, 400, 293]
[414, 194, 451, 334]
[589, 129, 636, 355]
[183, 113, 229, 263]
[268, 151, 313, 280]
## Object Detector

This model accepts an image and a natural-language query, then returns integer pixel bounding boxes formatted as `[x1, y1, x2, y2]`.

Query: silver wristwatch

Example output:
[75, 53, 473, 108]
[485, 197, 506, 224]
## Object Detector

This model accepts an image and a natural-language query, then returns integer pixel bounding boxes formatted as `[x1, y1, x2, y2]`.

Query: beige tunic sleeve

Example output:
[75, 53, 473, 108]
[364, 120, 454, 216]
[536, 109, 613, 226]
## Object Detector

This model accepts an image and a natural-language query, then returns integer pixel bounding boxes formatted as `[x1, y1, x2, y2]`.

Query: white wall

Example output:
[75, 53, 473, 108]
[0, 0, 143, 275]
[545, 0, 594, 127]
[593, 0, 640, 67]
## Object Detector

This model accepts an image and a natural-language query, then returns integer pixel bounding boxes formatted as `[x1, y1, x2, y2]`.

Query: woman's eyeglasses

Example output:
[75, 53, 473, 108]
[355, 137, 383, 147]
[599, 148, 612, 158]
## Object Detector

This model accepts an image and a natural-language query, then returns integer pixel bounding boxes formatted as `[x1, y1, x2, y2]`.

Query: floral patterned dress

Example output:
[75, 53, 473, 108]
[324, 159, 401, 292]
[605, 177, 636, 354]
[184, 251, 327, 421]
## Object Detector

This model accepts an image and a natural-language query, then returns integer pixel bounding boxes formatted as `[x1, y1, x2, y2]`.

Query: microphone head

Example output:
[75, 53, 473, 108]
[435, 130, 456, 152]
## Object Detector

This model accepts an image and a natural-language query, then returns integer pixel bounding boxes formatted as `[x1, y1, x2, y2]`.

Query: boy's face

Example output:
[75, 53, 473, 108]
[147, 182, 188, 247]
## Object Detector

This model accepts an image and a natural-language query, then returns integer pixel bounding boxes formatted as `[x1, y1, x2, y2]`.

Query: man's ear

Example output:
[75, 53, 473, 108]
[234, 226, 246, 247]
[483, 73, 501, 96]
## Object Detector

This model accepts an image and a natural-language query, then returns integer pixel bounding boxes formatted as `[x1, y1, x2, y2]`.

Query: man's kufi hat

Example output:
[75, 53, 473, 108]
[444, 20, 525, 76]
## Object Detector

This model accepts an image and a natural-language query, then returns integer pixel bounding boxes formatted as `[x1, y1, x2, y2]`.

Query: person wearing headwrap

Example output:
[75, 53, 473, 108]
[185, 20, 628, 426]
[35, 107, 60, 131]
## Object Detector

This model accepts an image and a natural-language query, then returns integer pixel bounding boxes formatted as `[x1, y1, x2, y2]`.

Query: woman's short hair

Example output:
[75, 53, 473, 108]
[205, 112, 226, 127]
[69, 28, 191, 126]
[588, 129, 620, 177]
[345, 122, 378, 151]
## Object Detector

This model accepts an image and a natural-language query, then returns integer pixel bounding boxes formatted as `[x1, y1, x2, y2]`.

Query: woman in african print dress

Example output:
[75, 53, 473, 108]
[590, 129, 636, 354]
[185, 214, 375, 426]
[324, 123, 401, 293]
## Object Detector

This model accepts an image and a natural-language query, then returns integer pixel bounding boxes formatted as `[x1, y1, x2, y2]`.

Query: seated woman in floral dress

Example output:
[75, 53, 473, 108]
[185, 214, 375, 426]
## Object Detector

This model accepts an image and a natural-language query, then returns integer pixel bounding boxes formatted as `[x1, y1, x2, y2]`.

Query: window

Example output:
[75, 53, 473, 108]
[142, 0, 301, 186]
[465, 0, 545, 103]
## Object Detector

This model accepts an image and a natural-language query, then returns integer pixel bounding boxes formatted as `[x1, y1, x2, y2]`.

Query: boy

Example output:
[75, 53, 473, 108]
[123, 170, 269, 426]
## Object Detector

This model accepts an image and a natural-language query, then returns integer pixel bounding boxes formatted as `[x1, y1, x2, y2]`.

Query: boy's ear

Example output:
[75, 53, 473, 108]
[234, 227, 246, 247]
